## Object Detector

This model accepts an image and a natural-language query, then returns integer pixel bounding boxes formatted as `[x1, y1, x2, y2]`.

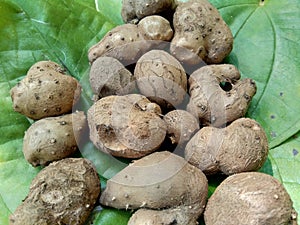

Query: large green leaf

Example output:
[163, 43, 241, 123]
[0, 0, 299, 224]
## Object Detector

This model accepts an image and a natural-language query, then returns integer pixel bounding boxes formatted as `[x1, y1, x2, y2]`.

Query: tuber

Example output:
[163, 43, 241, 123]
[185, 118, 269, 175]
[87, 94, 166, 158]
[88, 16, 173, 64]
[121, 0, 175, 23]
[186, 64, 256, 127]
[89, 56, 136, 99]
[204, 172, 298, 225]
[170, 0, 233, 64]
[100, 151, 208, 225]
[134, 49, 187, 108]
[163, 109, 199, 146]
[23, 111, 86, 167]
[9, 158, 100, 225]
[10, 61, 81, 120]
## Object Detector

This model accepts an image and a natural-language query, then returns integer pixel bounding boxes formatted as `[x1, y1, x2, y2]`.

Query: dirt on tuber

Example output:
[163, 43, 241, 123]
[9, 158, 100, 225]
[87, 94, 166, 158]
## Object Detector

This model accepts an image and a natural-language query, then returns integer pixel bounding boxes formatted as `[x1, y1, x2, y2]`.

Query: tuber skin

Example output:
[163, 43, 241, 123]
[10, 61, 81, 120]
[89, 56, 136, 99]
[185, 118, 269, 175]
[134, 50, 187, 108]
[204, 172, 297, 225]
[121, 0, 175, 23]
[163, 109, 199, 146]
[23, 111, 86, 167]
[138, 15, 173, 41]
[88, 17, 173, 64]
[100, 151, 208, 225]
[9, 158, 100, 225]
[170, 0, 233, 64]
[186, 64, 257, 127]
[87, 94, 166, 158]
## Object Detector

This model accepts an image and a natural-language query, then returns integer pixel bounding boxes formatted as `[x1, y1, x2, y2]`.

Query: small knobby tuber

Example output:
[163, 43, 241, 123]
[88, 16, 173, 64]
[163, 109, 199, 145]
[9, 158, 100, 225]
[23, 111, 86, 167]
[185, 118, 269, 175]
[87, 94, 166, 158]
[10, 61, 81, 120]
[134, 50, 187, 108]
[89, 56, 136, 99]
[171, 0, 233, 64]
[100, 151, 208, 225]
[204, 172, 298, 225]
[121, 0, 175, 23]
[138, 15, 173, 41]
[186, 64, 256, 127]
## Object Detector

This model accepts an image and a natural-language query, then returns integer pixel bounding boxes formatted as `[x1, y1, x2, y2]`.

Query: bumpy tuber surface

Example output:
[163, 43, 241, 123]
[134, 50, 187, 108]
[100, 151, 208, 225]
[204, 172, 297, 225]
[87, 94, 166, 158]
[23, 111, 86, 167]
[89, 56, 135, 99]
[10, 61, 81, 120]
[121, 0, 175, 23]
[186, 64, 256, 127]
[185, 118, 269, 175]
[88, 18, 173, 64]
[171, 0, 233, 64]
[9, 158, 100, 225]
[164, 109, 199, 145]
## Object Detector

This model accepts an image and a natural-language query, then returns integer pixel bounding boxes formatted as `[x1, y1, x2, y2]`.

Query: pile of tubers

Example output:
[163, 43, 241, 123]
[9, 0, 297, 225]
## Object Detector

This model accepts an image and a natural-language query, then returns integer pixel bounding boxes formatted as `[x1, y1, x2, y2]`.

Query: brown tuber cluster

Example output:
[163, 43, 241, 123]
[9, 0, 297, 225]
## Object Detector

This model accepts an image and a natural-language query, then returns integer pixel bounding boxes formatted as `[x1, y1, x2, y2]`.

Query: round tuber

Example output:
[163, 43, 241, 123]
[87, 94, 166, 158]
[9, 158, 100, 225]
[23, 111, 86, 167]
[10, 61, 81, 120]
[204, 172, 297, 225]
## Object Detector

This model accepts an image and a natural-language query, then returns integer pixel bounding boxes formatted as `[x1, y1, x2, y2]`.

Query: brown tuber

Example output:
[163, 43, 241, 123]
[88, 16, 173, 64]
[100, 151, 208, 225]
[185, 118, 269, 175]
[9, 158, 100, 225]
[204, 172, 297, 225]
[23, 111, 87, 167]
[87, 94, 166, 158]
[89, 56, 136, 99]
[10, 61, 81, 120]
[134, 50, 187, 108]
[121, 0, 175, 23]
[186, 64, 257, 127]
[163, 109, 199, 146]
[171, 0, 233, 64]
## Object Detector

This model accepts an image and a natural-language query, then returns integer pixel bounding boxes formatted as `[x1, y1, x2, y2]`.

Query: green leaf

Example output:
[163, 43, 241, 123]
[260, 132, 300, 217]
[1, 0, 300, 224]
[210, 0, 300, 148]
[92, 208, 131, 225]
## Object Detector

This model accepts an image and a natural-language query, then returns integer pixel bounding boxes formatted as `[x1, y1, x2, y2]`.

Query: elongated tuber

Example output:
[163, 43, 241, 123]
[100, 151, 208, 225]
